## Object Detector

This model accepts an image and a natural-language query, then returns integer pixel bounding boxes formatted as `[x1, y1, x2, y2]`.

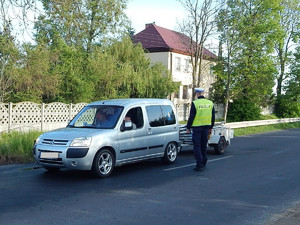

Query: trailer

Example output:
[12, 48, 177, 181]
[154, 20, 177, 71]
[179, 122, 234, 154]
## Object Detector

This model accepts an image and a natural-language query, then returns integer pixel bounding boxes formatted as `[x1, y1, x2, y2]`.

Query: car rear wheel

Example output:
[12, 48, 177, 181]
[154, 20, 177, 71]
[92, 149, 115, 178]
[162, 142, 178, 164]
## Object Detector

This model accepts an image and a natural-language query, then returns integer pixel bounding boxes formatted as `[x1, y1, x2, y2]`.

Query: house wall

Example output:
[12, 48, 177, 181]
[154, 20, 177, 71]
[146, 51, 216, 101]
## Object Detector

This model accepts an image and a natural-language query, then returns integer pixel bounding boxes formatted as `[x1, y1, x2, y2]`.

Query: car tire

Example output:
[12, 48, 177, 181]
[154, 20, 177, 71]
[214, 136, 226, 155]
[92, 149, 115, 178]
[162, 142, 178, 164]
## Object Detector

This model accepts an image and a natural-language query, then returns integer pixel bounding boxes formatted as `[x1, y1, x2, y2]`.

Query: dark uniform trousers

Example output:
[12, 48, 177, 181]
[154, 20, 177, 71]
[192, 126, 209, 167]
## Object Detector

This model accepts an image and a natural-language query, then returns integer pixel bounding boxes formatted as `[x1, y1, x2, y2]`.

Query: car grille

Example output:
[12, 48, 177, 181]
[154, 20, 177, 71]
[41, 139, 69, 146]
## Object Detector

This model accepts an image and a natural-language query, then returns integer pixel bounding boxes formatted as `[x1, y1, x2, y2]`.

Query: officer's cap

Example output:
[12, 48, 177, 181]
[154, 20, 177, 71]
[194, 88, 204, 93]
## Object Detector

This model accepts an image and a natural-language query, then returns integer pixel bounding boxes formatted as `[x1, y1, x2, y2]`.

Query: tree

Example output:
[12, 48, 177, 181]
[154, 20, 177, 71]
[0, 24, 19, 102]
[178, 0, 219, 100]
[0, 0, 41, 40]
[214, 0, 282, 122]
[276, 45, 300, 117]
[9, 43, 59, 102]
[87, 36, 179, 100]
[35, 0, 129, 53]
[274, 0, 300, 115]
[50, 38, 95, 103]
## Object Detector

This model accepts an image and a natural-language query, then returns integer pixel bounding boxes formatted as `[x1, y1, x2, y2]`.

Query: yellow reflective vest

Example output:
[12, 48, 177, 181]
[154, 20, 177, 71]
[192, 98, 214, 126]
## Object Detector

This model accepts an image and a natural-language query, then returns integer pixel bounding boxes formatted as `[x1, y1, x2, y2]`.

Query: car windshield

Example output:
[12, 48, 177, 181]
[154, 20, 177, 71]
[68, 105, 123, 129]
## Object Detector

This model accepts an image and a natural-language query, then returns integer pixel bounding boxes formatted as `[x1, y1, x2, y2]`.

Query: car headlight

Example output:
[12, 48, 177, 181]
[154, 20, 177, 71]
[70, 137, 92, 147]
[35, 136, 42, 145]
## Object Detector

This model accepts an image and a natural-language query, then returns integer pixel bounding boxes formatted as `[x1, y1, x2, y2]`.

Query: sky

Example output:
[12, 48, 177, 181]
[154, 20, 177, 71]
[125, 0, 186, 34]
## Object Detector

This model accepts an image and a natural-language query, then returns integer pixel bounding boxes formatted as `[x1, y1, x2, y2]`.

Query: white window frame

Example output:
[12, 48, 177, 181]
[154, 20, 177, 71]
[184, 59, 189, 72]
[175, 57, 181, 71]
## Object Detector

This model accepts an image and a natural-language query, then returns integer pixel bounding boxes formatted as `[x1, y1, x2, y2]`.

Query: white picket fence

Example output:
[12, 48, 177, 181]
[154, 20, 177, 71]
[0, 102, 87, 133]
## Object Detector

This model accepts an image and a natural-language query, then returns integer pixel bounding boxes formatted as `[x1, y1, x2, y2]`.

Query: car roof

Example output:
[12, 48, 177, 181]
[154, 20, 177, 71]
[88, 98, 173, 108]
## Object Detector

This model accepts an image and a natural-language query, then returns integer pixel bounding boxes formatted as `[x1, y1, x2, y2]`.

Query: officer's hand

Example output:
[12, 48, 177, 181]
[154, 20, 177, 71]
[186, 129, 191, 134]
[209, 129, 212, 134]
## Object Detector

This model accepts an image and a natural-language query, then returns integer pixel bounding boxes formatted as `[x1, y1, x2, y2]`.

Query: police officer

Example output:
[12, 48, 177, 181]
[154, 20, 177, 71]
[186, 88, 215, 171]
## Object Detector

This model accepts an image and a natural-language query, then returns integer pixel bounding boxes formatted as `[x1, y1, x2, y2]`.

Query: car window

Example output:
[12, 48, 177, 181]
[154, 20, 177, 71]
[122, 107, 144, 130]
[146, 105, 165, 127]
[146, 105, 176, 127]
[161, 105, 176, 125]
[70, 105, 123, 129]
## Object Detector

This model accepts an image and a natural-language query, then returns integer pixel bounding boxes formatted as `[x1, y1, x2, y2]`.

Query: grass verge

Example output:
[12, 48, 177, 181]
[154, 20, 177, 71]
[233, 122, 300, 137]
[0, 131, 42, 165]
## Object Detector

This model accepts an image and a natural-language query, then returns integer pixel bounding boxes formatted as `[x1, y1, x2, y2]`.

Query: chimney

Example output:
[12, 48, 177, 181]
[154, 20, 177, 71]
[145, 22, 155, 29]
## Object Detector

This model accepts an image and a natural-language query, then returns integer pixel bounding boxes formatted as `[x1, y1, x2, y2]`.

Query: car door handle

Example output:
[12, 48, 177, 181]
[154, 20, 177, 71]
[147, 128, 152, 134]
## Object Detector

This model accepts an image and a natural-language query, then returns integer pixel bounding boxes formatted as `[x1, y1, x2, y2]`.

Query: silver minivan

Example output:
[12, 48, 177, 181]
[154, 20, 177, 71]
[33, 98, 181, 177]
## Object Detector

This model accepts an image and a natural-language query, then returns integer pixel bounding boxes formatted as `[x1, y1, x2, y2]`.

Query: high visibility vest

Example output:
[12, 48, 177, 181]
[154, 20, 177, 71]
[192, 98, 213, 126]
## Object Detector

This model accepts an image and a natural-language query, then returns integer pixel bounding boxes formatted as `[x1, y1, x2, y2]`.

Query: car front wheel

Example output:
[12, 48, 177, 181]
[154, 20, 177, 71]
[92, 149, 115, 178]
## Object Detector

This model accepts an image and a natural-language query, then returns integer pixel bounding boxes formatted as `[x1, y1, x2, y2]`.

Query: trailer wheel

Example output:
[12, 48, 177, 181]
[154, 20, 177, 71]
[214, 136, 226, 155]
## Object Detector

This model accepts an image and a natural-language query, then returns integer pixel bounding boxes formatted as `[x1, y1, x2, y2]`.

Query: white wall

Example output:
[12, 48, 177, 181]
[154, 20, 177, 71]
[147, 51, 216, 101]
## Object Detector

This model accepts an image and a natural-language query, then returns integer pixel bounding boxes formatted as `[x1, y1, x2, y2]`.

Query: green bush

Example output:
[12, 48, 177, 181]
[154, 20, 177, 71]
[227, 98, 261, 122]
[275, 95, 300, 118]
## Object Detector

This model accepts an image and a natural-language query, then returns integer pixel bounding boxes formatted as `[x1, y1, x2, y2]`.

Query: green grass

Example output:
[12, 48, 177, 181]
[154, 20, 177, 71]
[234, 122, 300, 137]
[0, 131, 42, 164]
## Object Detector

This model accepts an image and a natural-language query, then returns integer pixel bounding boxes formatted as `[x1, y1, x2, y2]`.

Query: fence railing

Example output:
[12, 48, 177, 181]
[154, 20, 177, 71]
[226, 118, 300, 129]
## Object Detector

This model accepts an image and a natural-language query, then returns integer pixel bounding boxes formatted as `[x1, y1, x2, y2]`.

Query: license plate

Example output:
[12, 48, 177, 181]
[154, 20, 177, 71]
[40, 152, 59, 159]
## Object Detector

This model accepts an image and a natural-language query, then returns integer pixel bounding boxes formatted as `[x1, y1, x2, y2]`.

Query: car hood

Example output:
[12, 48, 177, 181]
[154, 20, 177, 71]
[39, 127, 114, 140]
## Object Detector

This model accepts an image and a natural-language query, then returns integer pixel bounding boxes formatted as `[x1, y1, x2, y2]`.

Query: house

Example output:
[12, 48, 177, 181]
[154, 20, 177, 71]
[132, 23, 217, 109]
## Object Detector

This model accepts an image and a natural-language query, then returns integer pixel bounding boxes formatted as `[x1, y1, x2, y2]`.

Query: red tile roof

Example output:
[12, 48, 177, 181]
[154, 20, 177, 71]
[133, 24, 216, 59]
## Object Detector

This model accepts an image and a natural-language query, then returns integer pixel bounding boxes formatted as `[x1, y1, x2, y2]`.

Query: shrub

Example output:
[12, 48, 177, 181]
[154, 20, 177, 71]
[275, 95, 300, 118]
[227, 98, 261, 122]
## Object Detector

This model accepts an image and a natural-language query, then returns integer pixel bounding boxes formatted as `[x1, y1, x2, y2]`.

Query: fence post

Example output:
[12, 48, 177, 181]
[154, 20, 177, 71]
[8, 102, 13, 132]
[41, 103, 45, 131]
[69, 103, 73, 121]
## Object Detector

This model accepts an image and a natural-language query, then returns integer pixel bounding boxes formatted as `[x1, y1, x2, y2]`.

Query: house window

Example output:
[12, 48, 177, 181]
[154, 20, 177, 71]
[184, 59, 189, 72]
[210, 64, 214, 75]
[175, 57, 181, 71]
[182, 85, 188, 99]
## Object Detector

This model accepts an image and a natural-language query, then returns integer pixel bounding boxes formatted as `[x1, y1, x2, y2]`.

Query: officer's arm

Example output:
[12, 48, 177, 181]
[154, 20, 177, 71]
[211, 106, 215, 129]
[186, 103, 196, 132]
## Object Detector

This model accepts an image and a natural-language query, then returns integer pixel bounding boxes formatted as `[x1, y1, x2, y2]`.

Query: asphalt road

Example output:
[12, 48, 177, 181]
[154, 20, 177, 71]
[0, 128, 300, 225]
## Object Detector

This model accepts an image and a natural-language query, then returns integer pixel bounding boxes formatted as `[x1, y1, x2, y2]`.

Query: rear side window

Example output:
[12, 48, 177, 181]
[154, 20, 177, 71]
[146, 105, 176, 127]
[161, 105, 176, 125]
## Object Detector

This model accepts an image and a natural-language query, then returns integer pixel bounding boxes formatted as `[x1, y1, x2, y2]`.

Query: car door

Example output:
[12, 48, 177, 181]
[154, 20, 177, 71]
[144, 105, 167, 155]
[145, 104, 179, 155]
[117, 107, 149, 163]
